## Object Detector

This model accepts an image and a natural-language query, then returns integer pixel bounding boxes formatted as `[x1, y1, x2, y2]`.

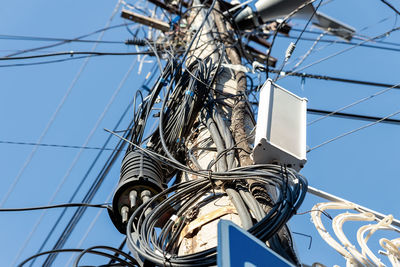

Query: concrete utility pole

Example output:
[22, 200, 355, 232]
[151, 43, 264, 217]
[176, 1, 299, 264]
[113, 1, 305, 266]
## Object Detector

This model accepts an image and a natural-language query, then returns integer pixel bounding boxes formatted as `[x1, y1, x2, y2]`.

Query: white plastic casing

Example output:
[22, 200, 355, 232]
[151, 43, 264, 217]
[253, 79, 307, 171]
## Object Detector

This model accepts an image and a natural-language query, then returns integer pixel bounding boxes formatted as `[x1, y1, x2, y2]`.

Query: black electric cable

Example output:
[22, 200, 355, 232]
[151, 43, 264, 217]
[0, 34, 124, 44]
[0, 55, 89, 68]
[29, 98, 134, 267]
[265, 0, 317, 78]
[107, 238, 127, 265]
[278, 26, 400, 79]
[0, 50, 156, 61]
[380, 0, 400, 15]
[6, 22, 135, 57]
[308, 108, 400, 125]
[290, 28, 400, 48]
[41, 120, 134, 267]
[274, 0, 323, 81]
[73, 246, 138, 267]
[0, 203, 108, 212]
[0, 140, 117, 150]
[279, 34, 400, 53]
[268, 69, 400, 89]
[126, 165, 307, 267]
[18, 248, 137, 267]
[41, 62, 162, 266]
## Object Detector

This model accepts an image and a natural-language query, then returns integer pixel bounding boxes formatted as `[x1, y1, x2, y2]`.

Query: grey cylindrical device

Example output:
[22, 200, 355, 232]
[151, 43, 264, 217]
[235, 0, 310, 29]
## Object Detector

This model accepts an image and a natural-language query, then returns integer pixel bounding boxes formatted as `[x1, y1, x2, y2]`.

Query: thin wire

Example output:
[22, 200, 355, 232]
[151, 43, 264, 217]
[279, 34, 400, 53]
[380, 0, 400, 16]
[40, 62, 158, 267]
[10, 7, 129, 264]
[0, 50, 155, 61]
[278, 26, 400, 80]
[275, 0, 323, 80]
[0, 2, 122, 209]
[64, 189, 115, 267]
[0, 140, 117, 151]
[268, 69, 400, 89]
[292, 31, 327, 70]
[308, 81, 400, 126]
[308, 108, 400, 152]
[0, 203, 108, 212]
[6, 5, 126, 57]
[0, 55, 89, 68]
[265, 0, 317, 78]
[13, 57, 136, 265]
[0, 34, 123, 44]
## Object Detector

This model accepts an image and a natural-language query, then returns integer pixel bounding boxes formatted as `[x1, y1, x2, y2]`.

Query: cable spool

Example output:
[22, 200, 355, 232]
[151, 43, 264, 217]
[109, 149, 165, 234]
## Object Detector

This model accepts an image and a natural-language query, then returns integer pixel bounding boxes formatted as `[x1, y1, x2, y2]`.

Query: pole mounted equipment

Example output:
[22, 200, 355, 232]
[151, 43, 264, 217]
[108, 149, 166, 234]
[234, 0, 355, 40]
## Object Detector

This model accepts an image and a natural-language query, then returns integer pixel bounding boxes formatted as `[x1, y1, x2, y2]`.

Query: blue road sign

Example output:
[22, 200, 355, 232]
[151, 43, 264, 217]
[217, 220, 295, 267]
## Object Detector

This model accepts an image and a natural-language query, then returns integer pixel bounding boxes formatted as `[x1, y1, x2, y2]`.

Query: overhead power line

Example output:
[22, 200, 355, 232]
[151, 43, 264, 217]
[0, 203, 108, 212]
[10, 2, 124, 264]
[0, 34, 124, 44]
[0, 50, 155, 61]
[278, 26, 400, 79]
[380, 0, 400, 15]
[0, 140, 117, 151]
[6, 21, 134, 57]
[269, 69, 400, 89]
[29, 99, 134, 267]
[280, 35, 400, 53]
[308, 80, 400, 126]
[0, 55, 89, 68]
[290, 28, 400, 48]
[16, 56, 138, 266]
[308, 108, 400, 125]
[40, 61, 159, 267]
[308, 108, 400, 152]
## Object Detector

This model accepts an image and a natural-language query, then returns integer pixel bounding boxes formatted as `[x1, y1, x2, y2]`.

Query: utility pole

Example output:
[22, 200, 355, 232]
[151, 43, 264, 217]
[109, 0, 307, 266]
[176, 1, 299, 263]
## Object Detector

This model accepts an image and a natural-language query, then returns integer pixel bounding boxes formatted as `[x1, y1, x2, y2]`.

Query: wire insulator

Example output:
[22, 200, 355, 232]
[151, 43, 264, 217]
[285, 42, 296, 60]
[125, 37, 147, 46]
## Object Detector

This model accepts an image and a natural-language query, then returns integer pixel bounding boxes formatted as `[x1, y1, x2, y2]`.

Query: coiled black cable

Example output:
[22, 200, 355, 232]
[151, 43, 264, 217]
[126, 164, 307, 267]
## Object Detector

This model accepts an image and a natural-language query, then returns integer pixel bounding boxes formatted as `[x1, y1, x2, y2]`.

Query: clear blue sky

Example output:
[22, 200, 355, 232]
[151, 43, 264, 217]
[1, 0, 400, 266]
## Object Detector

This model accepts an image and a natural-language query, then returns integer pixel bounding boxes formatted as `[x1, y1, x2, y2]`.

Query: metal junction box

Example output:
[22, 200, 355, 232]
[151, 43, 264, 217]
[253, 79, 307, 171]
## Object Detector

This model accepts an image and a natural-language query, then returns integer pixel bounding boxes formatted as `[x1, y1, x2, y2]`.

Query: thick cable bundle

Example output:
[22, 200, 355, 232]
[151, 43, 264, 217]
[147, 59, 212, 179]
[126, 164, 308, 267]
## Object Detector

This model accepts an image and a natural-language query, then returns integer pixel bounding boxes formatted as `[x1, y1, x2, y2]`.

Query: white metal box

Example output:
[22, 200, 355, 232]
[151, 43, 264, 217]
[253, 79, 307, 171]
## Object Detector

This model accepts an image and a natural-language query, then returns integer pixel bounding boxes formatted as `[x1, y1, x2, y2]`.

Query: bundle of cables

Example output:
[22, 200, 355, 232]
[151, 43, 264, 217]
[125, 161, 308, 267]
[147, 58, 212, 179]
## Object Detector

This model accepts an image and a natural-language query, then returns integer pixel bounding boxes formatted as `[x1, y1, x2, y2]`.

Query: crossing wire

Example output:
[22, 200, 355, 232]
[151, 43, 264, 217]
[40, 62, 159, 267]
[10, 1, 124, 264]
[308, 108, 400, 152]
